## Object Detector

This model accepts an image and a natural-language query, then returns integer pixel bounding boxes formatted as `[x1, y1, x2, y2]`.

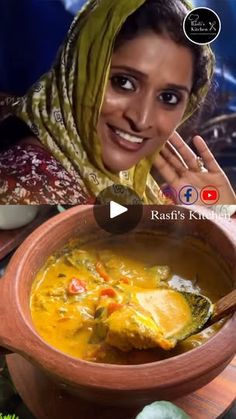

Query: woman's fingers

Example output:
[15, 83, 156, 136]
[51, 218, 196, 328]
[192, 135, 222, 173]
[161, 141, 188, 174]
[154, 153, 179, 185]
[168, 131, 199, 171]
[155, 132, 223, 187]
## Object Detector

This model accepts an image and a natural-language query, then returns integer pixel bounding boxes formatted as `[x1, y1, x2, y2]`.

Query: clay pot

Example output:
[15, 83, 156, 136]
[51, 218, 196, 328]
[0, 205, 235, 407]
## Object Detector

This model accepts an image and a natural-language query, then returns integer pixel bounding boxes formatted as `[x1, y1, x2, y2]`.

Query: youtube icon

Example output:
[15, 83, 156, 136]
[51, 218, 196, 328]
[200, 186, 219, 205]
[202, 190, 217, 201]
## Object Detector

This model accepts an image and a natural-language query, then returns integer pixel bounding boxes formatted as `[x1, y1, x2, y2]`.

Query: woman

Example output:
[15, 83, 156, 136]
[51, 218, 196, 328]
[0, 0, 235, 204]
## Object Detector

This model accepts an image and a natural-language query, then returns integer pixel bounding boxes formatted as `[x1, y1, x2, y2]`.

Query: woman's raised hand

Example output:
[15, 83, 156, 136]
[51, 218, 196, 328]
[154, 131, 236, 204]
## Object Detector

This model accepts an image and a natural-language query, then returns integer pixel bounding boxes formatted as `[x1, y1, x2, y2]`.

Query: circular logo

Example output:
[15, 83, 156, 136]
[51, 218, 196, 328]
[93, 184, 143, 234]
[178, 185, 198, 205]
[200, 185, 219, 205]
[159, 185, 177, 203]
[183, 7, 221, 45]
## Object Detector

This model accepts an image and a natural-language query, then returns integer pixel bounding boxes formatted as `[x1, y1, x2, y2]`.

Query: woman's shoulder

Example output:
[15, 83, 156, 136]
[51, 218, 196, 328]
[0, 142, 91, 204]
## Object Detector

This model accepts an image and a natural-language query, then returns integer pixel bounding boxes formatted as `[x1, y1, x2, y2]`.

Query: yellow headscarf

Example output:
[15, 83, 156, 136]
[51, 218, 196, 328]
[14, 0, 214, 203]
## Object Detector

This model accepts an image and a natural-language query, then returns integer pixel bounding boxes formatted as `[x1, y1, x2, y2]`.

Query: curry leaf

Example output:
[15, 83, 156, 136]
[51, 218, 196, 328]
[88, 323, 108, 344]
[94, 307, 106, 319]
[135, 401, 190, 419]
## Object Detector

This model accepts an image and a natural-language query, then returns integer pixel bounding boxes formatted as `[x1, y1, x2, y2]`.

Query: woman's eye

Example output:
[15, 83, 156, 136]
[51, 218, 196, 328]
[159, 92, 180, 105]
[111, 76, 135, 91]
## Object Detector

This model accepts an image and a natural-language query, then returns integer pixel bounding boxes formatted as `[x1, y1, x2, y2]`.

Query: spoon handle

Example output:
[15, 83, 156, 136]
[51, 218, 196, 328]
[211, 289, 236, 323]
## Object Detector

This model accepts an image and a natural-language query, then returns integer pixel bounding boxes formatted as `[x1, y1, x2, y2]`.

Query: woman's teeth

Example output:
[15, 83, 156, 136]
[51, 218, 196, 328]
[114, 128, 144, 144]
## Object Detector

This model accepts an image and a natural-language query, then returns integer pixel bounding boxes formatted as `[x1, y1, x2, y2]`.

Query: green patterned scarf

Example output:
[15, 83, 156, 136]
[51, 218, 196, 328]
[14, 0, 214, 203]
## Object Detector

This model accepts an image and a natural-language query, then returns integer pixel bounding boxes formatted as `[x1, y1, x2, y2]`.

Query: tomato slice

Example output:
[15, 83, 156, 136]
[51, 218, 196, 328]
[68, 278, 87, 295]
[100, 288, 116, 298]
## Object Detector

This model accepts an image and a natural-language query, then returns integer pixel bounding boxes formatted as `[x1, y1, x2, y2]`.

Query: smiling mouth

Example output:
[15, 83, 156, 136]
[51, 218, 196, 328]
[108, 125, 148, 151]
[114, 127, 144, 143]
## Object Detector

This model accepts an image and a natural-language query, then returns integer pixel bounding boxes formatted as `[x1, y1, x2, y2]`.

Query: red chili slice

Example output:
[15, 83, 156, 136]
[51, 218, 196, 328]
[120, 277, 129, 284]
[95, 262, 110, 281]
[107, 302, 123, 315]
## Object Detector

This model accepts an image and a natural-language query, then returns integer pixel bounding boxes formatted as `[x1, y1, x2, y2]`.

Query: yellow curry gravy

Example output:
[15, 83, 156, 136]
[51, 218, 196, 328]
[30, 233, 232, 364]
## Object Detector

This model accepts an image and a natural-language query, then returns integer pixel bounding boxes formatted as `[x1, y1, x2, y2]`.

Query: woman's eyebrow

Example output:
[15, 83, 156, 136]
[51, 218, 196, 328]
[164, 84, 191, 94]
[111, 65, 190, 94]
[111, 65, 148, 79]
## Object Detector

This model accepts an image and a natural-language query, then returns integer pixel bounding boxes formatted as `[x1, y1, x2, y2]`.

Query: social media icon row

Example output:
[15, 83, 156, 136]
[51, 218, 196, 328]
[93, 184, 221, 235]
[161, 185, 219, 205]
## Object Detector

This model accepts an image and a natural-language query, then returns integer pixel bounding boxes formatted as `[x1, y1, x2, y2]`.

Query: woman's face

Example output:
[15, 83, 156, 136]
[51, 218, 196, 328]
[97, 31, 194, 172]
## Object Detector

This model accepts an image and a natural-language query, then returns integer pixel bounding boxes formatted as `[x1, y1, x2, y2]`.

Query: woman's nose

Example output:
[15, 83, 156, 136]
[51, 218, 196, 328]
[123, 94, 154, 132]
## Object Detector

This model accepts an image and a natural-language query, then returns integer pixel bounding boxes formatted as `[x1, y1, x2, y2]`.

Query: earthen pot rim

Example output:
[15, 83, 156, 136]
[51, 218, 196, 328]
[0, 205, 236, 392]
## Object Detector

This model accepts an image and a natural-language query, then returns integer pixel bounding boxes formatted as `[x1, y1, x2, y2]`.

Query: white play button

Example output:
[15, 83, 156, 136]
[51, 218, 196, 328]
[110, 201, 128, 219]
[93, 185, 143, 234]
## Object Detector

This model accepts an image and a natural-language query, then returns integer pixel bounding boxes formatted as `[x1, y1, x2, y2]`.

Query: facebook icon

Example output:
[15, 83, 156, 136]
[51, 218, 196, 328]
[184, 188, 192, 203]
[179, 185, 198, 205]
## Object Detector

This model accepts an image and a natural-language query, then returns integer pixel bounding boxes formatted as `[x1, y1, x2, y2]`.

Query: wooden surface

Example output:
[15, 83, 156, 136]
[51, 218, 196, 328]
[6, 354, 236, 419]
[0, 206, 57, 260]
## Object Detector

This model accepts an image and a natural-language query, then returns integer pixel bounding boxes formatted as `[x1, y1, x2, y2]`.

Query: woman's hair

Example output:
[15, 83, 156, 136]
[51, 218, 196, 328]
[114, 0, 213, 100]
